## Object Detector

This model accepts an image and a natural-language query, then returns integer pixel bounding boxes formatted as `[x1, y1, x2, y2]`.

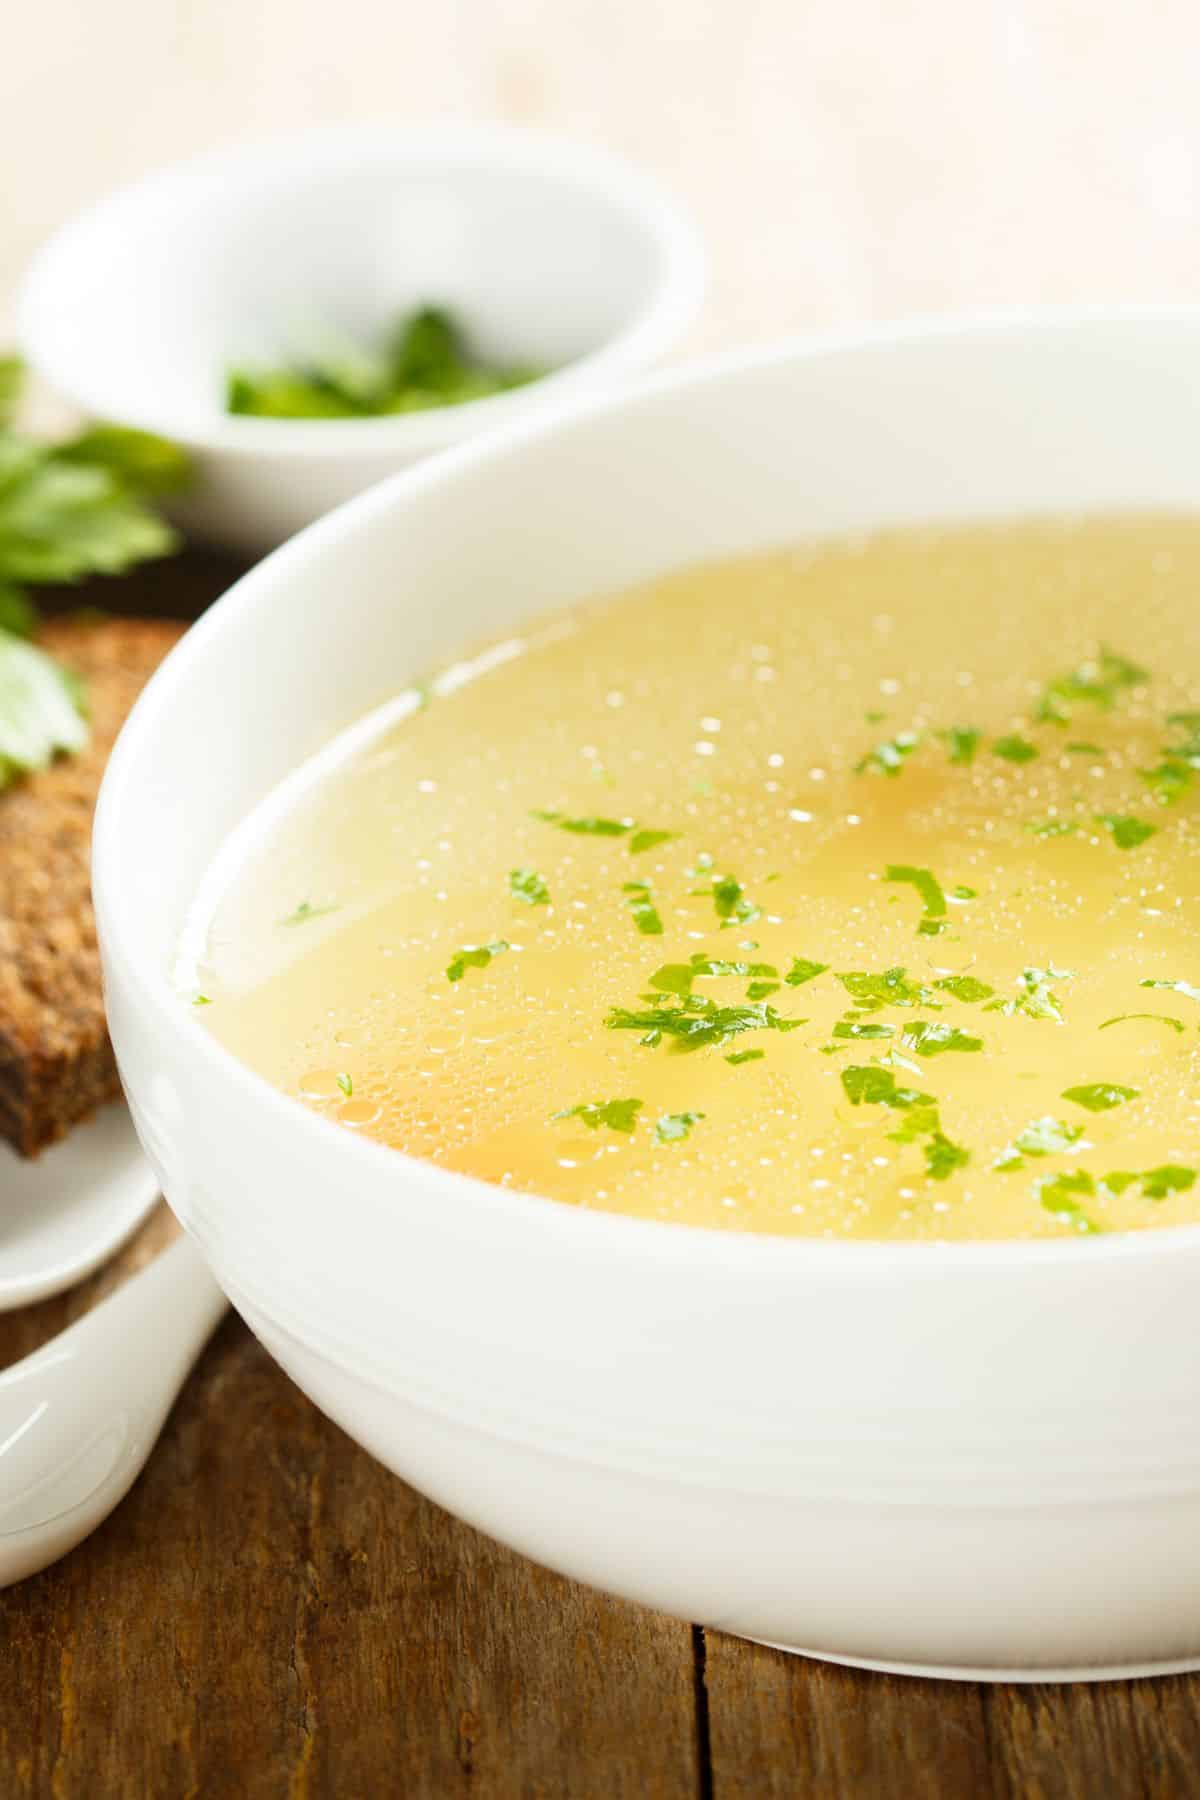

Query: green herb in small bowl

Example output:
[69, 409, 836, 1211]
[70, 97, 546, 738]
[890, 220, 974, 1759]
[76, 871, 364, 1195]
[226, 307, 546, 422]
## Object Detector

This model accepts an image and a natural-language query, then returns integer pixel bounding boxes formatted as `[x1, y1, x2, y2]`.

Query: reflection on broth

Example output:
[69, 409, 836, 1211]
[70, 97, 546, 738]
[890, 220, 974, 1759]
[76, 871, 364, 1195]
[189, 515, 1200, 1240]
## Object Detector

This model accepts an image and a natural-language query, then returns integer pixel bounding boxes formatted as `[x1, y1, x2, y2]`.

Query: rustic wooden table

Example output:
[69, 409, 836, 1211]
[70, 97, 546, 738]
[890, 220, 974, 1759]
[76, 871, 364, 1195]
[7, 4, 1200, 1787]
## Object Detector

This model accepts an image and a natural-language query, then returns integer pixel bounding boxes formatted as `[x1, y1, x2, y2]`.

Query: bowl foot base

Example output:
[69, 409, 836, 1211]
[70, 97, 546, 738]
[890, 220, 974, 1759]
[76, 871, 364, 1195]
[744, 1638, 1200, 1685]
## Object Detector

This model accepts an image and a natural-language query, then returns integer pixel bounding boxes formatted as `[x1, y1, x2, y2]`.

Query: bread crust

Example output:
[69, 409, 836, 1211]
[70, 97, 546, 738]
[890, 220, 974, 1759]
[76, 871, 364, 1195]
[0, 615, 186, 1158]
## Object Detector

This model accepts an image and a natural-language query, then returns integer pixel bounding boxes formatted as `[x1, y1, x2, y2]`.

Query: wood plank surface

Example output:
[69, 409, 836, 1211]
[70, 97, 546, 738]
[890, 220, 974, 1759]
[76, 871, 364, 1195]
[7, 2, 1200, 1791]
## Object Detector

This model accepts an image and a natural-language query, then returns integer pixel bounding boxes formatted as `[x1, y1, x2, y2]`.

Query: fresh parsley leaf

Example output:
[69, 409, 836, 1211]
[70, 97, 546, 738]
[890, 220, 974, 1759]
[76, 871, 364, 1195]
[832, 1019, 895, 1040]
[725, 1049, 765, 1065]
[445, 940, 509, 982]
[623, 880, 663, 936]
[985, 965, 1075, 1022]
[1061, 1082, 1139, 1112]
[629, 827, 676, 854]
[1096, 813, 1157, 850]
[654, 1111, 705, 1144]
[607, 995, 801, 1052]
[1140, 1164, 1197, 1200]
[0, 447, 180, 585]
[839, 1066, 935, 1109]
[924, 1132, 970, 1180]
[1037, 1170, 1102, 1233]
[532, 810, 630, 836]
[0, 585, 35, 637]
[992, 734, 1038, 764]
[697, 871, 761, 929]
[932, 975, 994, 1003]
[0, 357, 21, 429]
[1140, 977, 1200, 1003]
[937, 726, 981, 765]
[1099, 1012, 1185, 1034]
[552, 1097, 643, 1134]
[0, 628, 89, 788]
[1036, 647, 1146, 724]
[53, 424, 191, 497]
[855, 730, 921, 776]
[280, 899, 339, 927]
[335, 1072, 353, 1097]
[785, 957, 828, 987]
[993, 1115, 1086, 1171]
[509, 867, 550, 906]
[885, 864, 948, 935]
[837, 967, 936, 1009]
[900, 1021, 984, 1056]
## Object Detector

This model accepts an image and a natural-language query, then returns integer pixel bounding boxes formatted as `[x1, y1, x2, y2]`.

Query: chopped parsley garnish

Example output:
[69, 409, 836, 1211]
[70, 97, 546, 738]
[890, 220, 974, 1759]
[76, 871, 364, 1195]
[280, 899, 339, 927]
[629, 828, 677, 854]
[993, 1115, 1086, 1171]
[885, 864, 949, 936]
[335, 1072, 353, 1097]
[654, 1111, 705, 1144]
[832, 1019, 895, 1040]
[938, 726, 981, 765]
[1140, 1165, 1197, 1200]
[837, 967, 936, 1009]
[1096, 813, 1157, 850]
[1140, 977, 1200, 1003]
[552, 1097, 643, 1134]
[985, 965, 1074, 1022]
[607, 995, 802, 1052]
[1035, 647, 1146, 724]
[992, 734, 1038, 764]
[1026, 818, 1078, 838]
[445, 940, 509, 983]
[785, 957, 829, 987]
[509, 867, 550, 906]
[1099, 1012, 1185, 1034]
[932, 975, 994, 1003]
[1139, 759, 1192, 806]
[192, 993, 212, 1007]
[725, 1049, 765, 1065]
[623, 881, 663, 936]
[694, 870, 761, 929]
[227, 305, 544, 419]
[924, 1133, 970, 1181]
[1037, 1171, 1102, 1233]
[856, 730, 921, 776]
[900, 1020, 984, 1056]
[1061, 1082, 1138, 1113]
[840, 1066, 935, 1109]
[649, 954, 777, 998]
[532, 810, 631, 836]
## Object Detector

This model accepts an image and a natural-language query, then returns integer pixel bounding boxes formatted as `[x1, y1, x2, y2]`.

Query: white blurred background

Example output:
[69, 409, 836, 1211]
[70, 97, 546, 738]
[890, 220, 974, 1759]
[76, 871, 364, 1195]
[4, 0, 1200, 347]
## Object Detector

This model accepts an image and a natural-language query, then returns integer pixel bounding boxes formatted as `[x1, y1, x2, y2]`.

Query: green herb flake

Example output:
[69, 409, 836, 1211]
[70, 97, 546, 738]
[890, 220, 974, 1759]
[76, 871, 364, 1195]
[1037, 1170, 1102, 1233]
[192, 993, 212, 1007]
[1140, 977, 1200, 1004]
[938, 726, 982, 766]
[1099, 1012, 1186, 1034]
[607, 996, 802, 1052]
[279, 899, 339, 928]
[855, 730, 921, 776]
[629, 827, 677, 855]
[832, 1019, 895, 1040]
[900, 1020, 984, 1057]
[1096, 813, 1157, 850]
[532, 810, 630, 837]
[551, 1097, 643, 1134]
[932, 975, 995, 1003]
[785, 957, 829, 987]
[993, 1115, 1085, 1171]
[925, 1132, 970, 1181]
[839, 1066, 935, 1110]
[725, 1049, 765, 1065]
[509, 867, 550, 906]
[837, 967, 935, 1009]
[335, 1072, 353, 1097]
[445, 940, 509, 983]
[1139, 759, 1193, 806]
[1036, 648, 1147, 724]
[623, 880, 663, 936]
[1140, 1165, 1197, 1201]
[885, 864, 949, 935]
[985, 965, 1075, 1022]
[1061, 1082, 1139, 1113]
[654, 1111, 705, 1145]
[1027, 817, 1079, 838]
[993, 734, 1039, 764]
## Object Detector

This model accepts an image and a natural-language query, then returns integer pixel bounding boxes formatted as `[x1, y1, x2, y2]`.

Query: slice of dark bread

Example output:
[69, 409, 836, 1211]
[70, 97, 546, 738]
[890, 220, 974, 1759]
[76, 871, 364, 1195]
[0, 615, 186, 1158]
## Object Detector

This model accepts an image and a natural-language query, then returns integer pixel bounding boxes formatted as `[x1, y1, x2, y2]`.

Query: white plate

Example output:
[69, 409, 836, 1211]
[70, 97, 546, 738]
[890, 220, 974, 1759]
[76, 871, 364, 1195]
[0, 1106, 159, 1309]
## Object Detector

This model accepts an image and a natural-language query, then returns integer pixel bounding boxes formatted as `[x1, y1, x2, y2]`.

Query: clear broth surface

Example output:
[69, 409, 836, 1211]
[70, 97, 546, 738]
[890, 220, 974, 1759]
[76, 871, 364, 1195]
[191, 515, 1200, 1240]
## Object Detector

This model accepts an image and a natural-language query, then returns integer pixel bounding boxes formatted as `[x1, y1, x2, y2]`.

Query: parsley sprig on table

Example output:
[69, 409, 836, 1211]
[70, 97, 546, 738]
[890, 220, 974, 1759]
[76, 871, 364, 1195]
[0, 357, 189, 791]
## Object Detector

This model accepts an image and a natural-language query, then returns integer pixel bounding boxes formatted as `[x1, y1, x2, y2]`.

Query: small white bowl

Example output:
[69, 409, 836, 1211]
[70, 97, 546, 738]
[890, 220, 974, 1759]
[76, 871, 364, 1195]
[95, 310, 1200, 1681]
[16, 124, 704, 553]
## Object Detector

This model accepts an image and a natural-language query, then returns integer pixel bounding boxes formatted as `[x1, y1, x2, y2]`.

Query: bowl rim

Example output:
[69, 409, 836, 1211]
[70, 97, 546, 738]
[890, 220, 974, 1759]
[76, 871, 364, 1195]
[94, 303, 1200, 1274]
[16, 120, 707, 455]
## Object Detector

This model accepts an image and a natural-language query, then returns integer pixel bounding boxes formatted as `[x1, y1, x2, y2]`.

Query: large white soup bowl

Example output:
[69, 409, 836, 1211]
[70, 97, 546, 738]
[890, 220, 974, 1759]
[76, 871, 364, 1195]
[95, 313, 1200, 1681]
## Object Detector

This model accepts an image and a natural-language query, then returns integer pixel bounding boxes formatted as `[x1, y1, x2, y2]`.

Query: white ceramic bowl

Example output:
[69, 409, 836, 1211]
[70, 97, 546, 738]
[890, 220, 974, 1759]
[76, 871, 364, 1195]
[96, 312, 1200, 1682]
[16, 124, 704, 554]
